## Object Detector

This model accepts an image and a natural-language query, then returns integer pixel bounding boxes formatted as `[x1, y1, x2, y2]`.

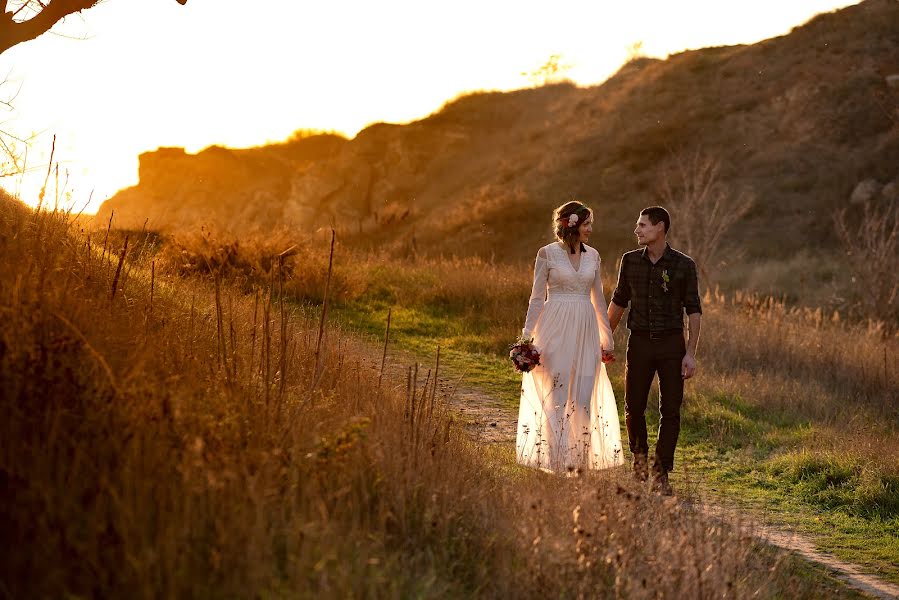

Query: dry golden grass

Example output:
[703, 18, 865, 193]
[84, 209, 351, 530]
[159, 227, 898, 424]
[0, 201, 861, 597]
[699, 289, 897, 418]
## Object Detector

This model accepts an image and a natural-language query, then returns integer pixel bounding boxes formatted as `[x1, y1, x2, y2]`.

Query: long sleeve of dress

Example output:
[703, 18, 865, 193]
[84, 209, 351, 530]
[522, 249, 548, 338]
[591, 255, 614, 352]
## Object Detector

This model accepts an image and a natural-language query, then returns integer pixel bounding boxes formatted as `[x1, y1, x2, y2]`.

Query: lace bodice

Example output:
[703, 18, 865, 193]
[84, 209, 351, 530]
[544, 243, 597, 297]
[522, 242, 614, 351]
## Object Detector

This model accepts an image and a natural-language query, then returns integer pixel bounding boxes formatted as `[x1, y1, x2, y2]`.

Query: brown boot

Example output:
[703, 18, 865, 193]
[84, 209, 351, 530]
[632, 453, 649, 482]
[651, 468, 673, 496]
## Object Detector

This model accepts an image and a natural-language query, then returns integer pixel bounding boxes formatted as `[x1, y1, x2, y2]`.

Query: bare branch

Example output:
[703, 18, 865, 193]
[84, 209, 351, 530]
[834, 200, 899, 331]
[0, 125, 38, 144]
[1, 0, 187, 56]
[657, 149, 754, 284]
[10, 2, 31, 19]
[1, 0, 96, 55]
[0, 80, 23, 110]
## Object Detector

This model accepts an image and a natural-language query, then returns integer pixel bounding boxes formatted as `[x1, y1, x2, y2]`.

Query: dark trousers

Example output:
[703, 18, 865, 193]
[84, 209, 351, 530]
[624, 331, 686, 473]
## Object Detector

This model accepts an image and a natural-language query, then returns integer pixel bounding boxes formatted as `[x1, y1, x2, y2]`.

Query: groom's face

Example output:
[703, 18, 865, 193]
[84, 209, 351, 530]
[634, 215, 664, 246]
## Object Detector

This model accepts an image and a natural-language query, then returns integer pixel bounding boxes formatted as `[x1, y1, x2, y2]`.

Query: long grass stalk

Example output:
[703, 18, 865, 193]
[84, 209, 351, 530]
[429, 345, 440, 424]
[188, 292, 196, 358]
[149, 260, 155, 315]
[109, 234, 129, 301]
[378, 307, 392, 391]
[263, 281, 272, 408]
[214, 274, 225, 372]
[277, 247, 297, 405]
[310, 229, 335, 394]
[228, 294, 238, 382]
[35, 133, 55, 213]
[100, 209, 113, 269]
[249, 287, 260, 384]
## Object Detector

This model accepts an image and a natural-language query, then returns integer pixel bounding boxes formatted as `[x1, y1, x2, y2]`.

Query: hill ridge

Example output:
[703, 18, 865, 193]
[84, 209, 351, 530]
[98, 0, 899, 273]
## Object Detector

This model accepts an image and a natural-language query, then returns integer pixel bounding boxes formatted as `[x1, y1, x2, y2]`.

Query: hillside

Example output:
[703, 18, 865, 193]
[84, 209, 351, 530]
[97, 0, 899, 291]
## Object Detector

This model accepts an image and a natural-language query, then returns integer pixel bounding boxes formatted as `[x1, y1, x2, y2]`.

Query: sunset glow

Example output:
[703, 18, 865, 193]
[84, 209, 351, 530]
[1, 0, 860, 214]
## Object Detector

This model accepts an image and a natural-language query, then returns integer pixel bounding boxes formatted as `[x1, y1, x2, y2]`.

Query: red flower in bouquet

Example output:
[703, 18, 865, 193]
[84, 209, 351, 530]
[509, 336, 541, 373]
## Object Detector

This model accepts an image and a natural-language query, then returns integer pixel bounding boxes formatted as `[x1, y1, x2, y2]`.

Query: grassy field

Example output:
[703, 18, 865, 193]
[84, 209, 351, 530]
[318, 249, 899, 585]
[0, 199, 877, 597]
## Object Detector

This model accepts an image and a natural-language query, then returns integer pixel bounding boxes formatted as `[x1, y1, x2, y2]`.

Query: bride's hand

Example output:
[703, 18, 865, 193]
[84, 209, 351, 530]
[601, 350, 615, 364]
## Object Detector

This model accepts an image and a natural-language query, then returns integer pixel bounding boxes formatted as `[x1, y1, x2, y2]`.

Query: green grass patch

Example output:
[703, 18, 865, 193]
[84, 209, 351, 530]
[767, 451, 899, 520]
[672, 389, 899, 583]
[676, 442, 899, 584]
[334, 301, 521, 406]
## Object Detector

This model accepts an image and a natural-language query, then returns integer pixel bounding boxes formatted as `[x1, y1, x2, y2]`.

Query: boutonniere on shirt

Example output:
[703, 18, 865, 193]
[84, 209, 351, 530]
[661, 269, 670, 293]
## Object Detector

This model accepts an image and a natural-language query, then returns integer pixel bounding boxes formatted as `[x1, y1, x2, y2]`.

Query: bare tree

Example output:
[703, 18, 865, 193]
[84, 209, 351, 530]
[833, 199, 899, 332]
[657, 149, 754, 283]
[1, 0, 187, 56]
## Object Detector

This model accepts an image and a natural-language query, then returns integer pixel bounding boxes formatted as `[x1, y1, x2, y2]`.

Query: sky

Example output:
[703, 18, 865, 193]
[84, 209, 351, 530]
[1, 0, 860, 213]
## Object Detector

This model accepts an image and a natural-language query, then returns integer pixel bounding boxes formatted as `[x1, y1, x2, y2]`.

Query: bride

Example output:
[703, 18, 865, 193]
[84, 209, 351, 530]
[516, 201, 624, 473]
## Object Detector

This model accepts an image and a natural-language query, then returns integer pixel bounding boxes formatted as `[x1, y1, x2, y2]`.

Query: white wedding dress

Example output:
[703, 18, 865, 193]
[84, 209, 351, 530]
[516, 242, 624, 473]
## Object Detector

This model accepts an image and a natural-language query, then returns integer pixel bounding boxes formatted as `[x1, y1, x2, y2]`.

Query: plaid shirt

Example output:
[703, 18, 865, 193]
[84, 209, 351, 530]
[611, 244, 702, 331]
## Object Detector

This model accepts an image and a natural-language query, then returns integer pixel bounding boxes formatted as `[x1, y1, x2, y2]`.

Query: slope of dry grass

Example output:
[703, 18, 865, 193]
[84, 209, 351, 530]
[0, 198, 861, 598]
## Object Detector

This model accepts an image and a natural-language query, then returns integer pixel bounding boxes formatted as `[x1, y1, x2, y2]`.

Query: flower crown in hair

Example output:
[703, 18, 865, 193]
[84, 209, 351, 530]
[558, 213, 579, 228]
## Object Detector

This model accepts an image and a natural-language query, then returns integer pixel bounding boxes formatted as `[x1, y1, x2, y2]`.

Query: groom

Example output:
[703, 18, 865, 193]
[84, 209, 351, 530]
[607, 206, 702, 495]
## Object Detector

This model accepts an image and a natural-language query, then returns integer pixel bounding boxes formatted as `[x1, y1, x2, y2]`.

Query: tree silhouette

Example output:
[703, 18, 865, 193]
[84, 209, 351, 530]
[656, 149, 754, 285]
[1, 0, 187, 56]
[833, 199, 898, 332]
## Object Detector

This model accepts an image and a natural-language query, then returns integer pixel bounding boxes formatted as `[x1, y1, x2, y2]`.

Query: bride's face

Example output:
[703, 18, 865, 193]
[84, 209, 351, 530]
[577, 216, 593, 242]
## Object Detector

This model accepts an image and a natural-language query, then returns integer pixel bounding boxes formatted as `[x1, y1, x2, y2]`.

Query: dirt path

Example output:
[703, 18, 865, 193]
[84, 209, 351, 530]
[368, 342, 898, 599]
[361, 339, 518, 444]
[694, 504, 899, 600]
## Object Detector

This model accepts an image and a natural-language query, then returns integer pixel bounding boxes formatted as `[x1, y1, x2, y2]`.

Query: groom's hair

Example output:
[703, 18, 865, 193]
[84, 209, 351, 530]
[640, 206, 670, 233]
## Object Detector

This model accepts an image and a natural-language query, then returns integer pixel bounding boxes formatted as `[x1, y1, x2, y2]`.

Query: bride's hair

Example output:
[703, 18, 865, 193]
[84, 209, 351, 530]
[552, 201, 592, 254]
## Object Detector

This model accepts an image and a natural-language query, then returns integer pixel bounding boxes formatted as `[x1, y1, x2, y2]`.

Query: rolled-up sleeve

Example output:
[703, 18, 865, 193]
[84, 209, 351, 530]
[611, 255, 630, 309]
[684, 259, 702, 315]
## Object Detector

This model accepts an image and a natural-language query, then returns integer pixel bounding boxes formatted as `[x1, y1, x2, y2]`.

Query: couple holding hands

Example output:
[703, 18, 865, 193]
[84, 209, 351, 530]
[515, 202, 702, 495]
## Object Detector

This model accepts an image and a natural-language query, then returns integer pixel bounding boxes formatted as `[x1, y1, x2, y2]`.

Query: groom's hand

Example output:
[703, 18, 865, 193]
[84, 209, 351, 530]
[602, 350, 615, 364]
[681, 353, 697, 379]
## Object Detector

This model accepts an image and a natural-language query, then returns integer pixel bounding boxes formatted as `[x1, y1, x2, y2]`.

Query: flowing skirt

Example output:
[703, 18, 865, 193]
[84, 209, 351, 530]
[516, 294, 624, 472]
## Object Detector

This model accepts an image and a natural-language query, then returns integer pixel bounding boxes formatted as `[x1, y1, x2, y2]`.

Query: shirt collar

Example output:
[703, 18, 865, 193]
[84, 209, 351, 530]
[640, 242, 673, 263]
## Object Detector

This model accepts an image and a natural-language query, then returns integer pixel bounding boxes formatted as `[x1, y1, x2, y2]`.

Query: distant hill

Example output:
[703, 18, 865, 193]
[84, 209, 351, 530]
[97, 0, 899, 300]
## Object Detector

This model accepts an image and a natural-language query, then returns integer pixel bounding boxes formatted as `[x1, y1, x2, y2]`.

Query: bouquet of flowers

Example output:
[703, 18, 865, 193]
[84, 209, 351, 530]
[509, 336, 541, 373]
